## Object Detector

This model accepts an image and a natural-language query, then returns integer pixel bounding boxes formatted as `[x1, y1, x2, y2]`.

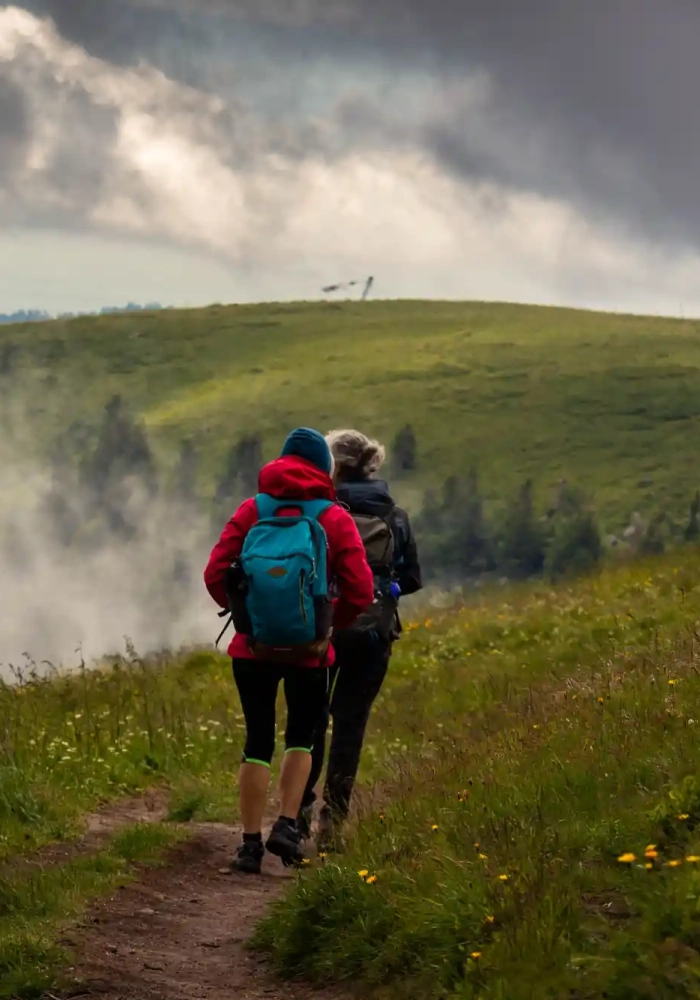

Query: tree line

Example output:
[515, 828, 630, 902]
[37, 402, 700, 586]
[0, 303, 164, 325]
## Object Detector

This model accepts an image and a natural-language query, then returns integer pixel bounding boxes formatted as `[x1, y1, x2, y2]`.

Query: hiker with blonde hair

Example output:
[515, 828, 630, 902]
[298, 428, 423, 849]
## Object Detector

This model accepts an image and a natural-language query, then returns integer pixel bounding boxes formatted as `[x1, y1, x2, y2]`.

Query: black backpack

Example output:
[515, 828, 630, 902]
[345, 510, 398, 639]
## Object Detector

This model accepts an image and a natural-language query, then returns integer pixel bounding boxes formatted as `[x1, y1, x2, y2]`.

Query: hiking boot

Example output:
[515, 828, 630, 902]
[230, 839, 264, 875]
[316, 809, 346, 855]
[297, 804, 314, 841]
[265, 818, 305, 868]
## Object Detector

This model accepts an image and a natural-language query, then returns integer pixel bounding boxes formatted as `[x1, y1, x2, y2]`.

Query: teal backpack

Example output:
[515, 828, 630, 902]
[230, 494, 334, 660]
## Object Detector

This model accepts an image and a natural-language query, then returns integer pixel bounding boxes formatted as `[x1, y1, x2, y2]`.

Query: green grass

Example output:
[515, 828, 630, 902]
[254, 549, 700, 998]
[0, 649, 244, 861]
[0, 822, 184, 999]
[0, 646, 251, 997]
[4, 299, 700, 527]
[8, 295, 700, 994]
[5, 543, 700, 995]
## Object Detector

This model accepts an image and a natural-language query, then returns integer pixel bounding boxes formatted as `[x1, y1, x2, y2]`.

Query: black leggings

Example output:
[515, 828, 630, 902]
[232, 659, 330, 766]
[302, 631, 391, 819]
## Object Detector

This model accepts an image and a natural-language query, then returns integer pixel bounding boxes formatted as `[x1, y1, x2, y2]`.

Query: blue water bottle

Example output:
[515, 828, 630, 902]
[390, 581, 401, 600]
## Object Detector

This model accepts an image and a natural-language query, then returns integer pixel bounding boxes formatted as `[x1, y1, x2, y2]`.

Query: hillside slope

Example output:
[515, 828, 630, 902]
[3, 299, 700, 527]
[4, 548, 700, 998]
[258, 550, 700, 999]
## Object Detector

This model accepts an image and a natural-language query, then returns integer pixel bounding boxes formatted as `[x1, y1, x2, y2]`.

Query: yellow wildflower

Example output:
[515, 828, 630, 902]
[498, 874, 509, 882]
[366, 875, 378, 885]
[484, 915, 495, 925]
[358, 869, 369, 879]
[431, 824, 439, 832]
[678, 814, 690, 821]
[318, 852, 328, 860]
[597, 697, 605, 704]
[666, 860, 683, 868]
[645, 844, 657, 852]
[686, 856, 700, 863]
[645, 863, 654, 871]
[617, 853, 637, 864]
[668, 679, 677, 686]
[478, 853, 488, 861]
[644, 849, 659, 860]
[470, 951, 482, 960]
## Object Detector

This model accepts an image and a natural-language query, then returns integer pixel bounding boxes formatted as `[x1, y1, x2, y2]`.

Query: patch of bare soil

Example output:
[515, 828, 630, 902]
[5, 790, 170, 876]
[83, 790, 170, 839]
[56, 822, 341, 1000]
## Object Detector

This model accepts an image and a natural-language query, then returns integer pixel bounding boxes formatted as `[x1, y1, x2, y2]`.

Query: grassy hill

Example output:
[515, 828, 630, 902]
[4, 299, 700, 528]
[4, 549, 700, 997]
[258, 550, 700, 998]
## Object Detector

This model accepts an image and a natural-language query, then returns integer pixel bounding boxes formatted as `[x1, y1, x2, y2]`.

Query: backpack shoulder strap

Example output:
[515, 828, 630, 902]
[299, 499, 334, 522]
[254, 494, 332, 522]
[254, 493, 279, 520]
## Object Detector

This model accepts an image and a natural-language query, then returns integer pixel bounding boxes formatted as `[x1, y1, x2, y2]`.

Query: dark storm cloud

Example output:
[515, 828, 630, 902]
[387, 0, 700, 244]
[8, 0, 700, 250]
[22, 0, 170, 62]
[0, 70, 30, 176]
[0, 69, 26, 136]
[43, 85, 119, 204]
[307, 0, 700, 247]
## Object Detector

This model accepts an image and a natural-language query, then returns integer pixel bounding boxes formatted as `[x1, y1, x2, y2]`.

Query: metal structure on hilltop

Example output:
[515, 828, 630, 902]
[321, 276, 374, 301]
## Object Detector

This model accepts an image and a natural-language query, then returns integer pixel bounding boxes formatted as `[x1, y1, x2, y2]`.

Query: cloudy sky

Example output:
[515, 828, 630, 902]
[1, 0, 699, 315]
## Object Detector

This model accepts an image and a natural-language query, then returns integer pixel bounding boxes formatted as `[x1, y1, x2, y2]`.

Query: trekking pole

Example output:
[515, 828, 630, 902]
[215, 610, 233, 648]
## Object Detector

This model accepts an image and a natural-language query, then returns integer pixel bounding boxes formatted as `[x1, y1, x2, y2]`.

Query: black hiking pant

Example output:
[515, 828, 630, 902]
[232, 658, 330, 766]
[301, 631, 391, 821]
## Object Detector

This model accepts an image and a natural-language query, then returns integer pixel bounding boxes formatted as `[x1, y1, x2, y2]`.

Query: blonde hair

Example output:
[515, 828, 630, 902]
[325, 429, 386, 480]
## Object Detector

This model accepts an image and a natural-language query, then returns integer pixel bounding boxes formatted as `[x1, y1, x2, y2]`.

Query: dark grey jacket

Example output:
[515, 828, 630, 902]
[335, 478, 423, 598]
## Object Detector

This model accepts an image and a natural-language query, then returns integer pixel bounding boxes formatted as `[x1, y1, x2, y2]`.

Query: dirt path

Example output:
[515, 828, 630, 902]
[4, 790, 169, 879]
[56, 822, 340, 1000]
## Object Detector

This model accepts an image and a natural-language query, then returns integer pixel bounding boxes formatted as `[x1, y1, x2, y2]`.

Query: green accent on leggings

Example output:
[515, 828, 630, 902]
[285, 747, 312, 754]
[243, 757, 271, 768]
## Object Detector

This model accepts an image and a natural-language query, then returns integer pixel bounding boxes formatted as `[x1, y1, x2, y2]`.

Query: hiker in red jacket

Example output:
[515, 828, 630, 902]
[204, 427, 373, 873]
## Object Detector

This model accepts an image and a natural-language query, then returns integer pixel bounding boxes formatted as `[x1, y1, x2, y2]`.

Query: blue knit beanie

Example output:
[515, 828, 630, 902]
[281, 427, 333, 474]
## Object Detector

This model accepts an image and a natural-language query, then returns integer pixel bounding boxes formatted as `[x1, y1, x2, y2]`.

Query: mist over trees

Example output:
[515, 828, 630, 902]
[213, 435, 263, 524]
[407, 424, 696, 585]
[0, 395, 221, 668]
[413, 471, 603, 584]
[392, 424, 418, 475]
[498, 479, 547, 578]
[11, 401, 700, 623]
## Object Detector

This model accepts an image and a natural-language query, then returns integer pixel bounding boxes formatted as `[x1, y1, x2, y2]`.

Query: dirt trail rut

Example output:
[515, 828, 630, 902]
[5, 791, 169, 879]
[57, 822, 341, 1000]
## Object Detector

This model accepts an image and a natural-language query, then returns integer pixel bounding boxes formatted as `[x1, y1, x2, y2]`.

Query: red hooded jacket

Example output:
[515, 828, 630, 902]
[204, 456, 374, 666]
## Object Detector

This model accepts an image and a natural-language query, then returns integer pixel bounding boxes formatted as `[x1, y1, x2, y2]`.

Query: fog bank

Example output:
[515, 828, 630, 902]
[0, 425, 219, 678]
